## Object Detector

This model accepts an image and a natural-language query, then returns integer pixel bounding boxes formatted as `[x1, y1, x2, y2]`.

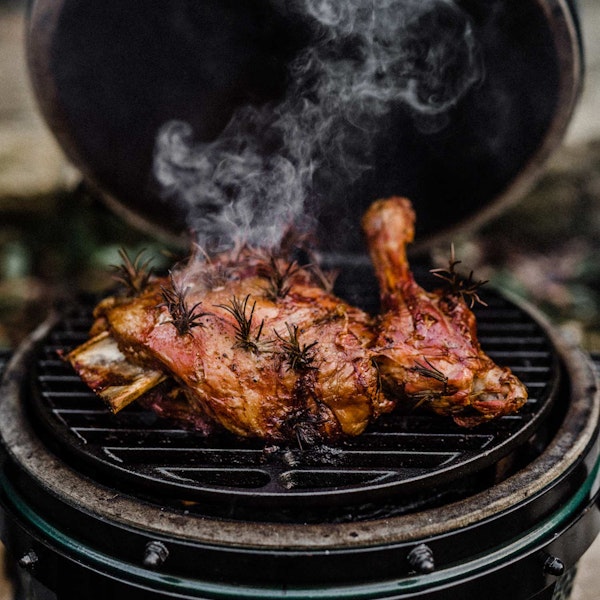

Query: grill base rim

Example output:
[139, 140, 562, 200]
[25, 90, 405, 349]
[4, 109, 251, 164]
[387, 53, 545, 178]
[1, 471, 599, 599]
[0, 294, 596, 550]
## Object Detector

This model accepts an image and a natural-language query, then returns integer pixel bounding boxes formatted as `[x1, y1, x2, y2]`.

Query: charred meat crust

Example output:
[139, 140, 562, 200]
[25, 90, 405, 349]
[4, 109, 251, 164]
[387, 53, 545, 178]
[67, 198, 527, 441]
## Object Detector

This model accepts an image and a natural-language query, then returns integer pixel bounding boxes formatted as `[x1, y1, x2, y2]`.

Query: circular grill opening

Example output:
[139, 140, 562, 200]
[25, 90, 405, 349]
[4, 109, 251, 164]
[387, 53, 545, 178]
[26, 264, 561, 521]
[1, 266, 597, 598]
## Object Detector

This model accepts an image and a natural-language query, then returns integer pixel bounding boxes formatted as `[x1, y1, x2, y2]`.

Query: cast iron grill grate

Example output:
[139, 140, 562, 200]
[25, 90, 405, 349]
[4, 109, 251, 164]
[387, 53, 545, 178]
[26, 278, 560, 516]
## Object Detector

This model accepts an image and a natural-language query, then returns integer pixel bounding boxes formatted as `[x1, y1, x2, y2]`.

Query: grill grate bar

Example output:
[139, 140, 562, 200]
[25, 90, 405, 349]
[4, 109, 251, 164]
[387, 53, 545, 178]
[477, 336, 548, 345]
[43, 391, 102, 400]
[49, 332, 91, 344]
[510, 365, 552, 373]
[486, 350, 551, 359]
[113, 435, 507, 451]
[98, 447, 462, 469]
[476, 322, 540, 332]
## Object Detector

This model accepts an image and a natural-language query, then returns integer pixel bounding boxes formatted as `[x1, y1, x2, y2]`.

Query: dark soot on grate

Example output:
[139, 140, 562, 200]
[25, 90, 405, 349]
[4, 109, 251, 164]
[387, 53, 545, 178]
[27, 264, 560, 523]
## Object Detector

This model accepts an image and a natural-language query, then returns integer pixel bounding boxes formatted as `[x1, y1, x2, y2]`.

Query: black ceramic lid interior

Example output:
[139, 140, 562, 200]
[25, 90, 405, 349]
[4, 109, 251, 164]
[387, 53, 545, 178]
[26, 0, 582, 251]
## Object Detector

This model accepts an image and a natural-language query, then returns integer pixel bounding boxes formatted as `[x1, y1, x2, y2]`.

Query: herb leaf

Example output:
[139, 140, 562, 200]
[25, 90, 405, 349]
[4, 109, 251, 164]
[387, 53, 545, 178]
[430, 245, 488, 308]
[160, 273, 208, 336]
[275, 323, 318, 372]
[217, 294, 267, 353]
[111, 248, 153, 296]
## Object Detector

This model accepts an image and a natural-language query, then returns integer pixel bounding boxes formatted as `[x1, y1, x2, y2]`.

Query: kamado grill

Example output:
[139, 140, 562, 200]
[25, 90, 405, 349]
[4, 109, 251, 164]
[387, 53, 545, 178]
[1, 1, 599, 599]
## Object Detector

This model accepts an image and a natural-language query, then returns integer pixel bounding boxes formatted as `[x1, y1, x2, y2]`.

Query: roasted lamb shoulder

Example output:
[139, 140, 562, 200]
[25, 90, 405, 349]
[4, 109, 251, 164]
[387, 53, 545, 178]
[364, 197, 528, 427]
[69, 247, 392, 442]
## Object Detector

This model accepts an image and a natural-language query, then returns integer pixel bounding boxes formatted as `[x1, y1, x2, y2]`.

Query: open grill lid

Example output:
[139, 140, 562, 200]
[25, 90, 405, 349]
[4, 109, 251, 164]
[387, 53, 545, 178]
[26, 0, 582, 251]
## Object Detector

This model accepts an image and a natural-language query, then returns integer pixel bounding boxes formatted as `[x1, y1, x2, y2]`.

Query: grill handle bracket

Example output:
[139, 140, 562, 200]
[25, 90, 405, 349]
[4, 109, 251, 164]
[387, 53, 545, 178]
[143, 541, 169, 569]
[407, 543, 435, 574]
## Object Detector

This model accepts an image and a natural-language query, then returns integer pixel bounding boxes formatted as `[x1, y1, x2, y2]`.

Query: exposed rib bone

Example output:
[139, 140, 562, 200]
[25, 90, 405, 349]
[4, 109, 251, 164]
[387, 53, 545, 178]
[67, 331, 166, 413]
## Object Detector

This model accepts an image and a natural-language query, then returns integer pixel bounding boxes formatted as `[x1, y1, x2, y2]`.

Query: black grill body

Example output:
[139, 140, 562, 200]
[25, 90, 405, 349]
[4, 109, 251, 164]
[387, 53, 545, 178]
[0, 281, 599, 600]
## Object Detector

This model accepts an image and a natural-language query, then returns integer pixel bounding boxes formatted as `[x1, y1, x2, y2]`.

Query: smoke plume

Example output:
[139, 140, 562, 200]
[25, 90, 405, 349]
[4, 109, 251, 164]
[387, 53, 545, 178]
[153, 0, 483, 251]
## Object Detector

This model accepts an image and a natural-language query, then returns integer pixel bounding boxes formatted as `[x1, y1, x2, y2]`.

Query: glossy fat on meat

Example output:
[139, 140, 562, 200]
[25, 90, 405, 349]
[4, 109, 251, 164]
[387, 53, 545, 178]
[92, 250, 391, 441]
[69, 198, 529, 440]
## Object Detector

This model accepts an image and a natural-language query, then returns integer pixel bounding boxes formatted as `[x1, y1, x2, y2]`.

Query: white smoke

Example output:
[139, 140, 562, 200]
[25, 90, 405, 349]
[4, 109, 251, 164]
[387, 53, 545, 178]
[153, 0, 483, 251]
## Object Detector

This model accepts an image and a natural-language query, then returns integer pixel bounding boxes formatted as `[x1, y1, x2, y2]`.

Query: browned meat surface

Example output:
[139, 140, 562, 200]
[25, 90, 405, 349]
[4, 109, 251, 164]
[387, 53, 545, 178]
[364, 197, 528, 426]
[68, 197, 528, 440]
[79, 248, 391, 442]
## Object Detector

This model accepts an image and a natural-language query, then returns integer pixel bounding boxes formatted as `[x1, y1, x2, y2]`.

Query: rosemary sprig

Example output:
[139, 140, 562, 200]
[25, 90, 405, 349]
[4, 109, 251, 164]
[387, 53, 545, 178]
[202, 264, 232, 289]
[371, 357, 383, 399]
[430, 245, 488, 308]
[160, 274, 208, 336]
[111, 248, 153, 296]
[217, 294, 266, 353]
[410, 391, 441, 410]
[275, 323, 318, 372]
[309, 263, 339, 294]
[259, 255, 301, 301]
[412, 359, 449, 390]
[410, 359, 457, 408]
